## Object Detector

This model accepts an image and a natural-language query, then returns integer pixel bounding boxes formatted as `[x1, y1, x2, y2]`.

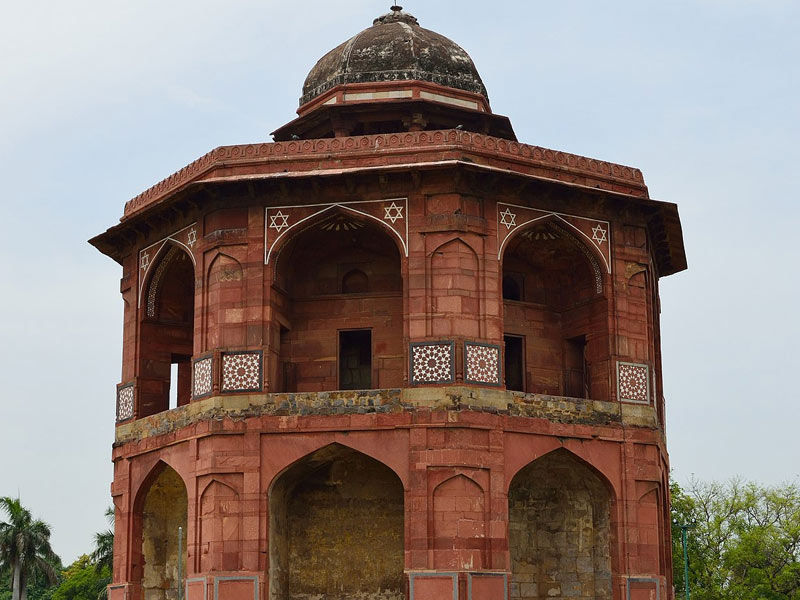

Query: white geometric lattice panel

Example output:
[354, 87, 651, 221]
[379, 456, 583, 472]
[221, 351, 262, 393]
[192, 356, 213, 398]
[464, 342, 501, 386]
[410, 342, 454, 384]
[617, 362, 650, 403]
[117, 384, 134, 422]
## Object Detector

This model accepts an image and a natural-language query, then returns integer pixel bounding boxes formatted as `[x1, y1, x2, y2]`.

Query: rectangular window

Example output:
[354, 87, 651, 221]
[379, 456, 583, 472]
[339, 330, 372, 390]
[504, 335, 525, 392]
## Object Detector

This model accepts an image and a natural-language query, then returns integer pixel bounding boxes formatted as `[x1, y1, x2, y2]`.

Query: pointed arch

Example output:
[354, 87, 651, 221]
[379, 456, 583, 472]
[272, 210, 404, 392]
[429, 236, 481, 338]
[199, 479, 241, 572]
[204, 252, 245, 351]
[130, 461, 188, 600]
[508, 448, 614, 600]
[268, 443, 404, 600]
[139, 241, 197, 311]
[432, 474, 486, 570]
[267, 203, 408, 266]
[499, 212, 610, 275]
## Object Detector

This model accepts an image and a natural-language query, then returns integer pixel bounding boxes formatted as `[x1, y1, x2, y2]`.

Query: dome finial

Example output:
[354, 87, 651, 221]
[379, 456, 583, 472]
[390, 5, 403, 11]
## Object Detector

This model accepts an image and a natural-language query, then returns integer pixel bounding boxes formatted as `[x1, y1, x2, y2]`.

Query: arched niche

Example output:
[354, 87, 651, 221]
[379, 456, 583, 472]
[508, 449, 613, 600]
[429, 237, 480, 338]
[131, 463, 188, 600]
[271, 212, 404, 392]
[138, 244, 195, 417]
[432, 474, 486, 570]
[268, 443, 404, 600]
[500, 221, 609, 398]
[199, 480, 241, 572]
[204, 253, 245, 351]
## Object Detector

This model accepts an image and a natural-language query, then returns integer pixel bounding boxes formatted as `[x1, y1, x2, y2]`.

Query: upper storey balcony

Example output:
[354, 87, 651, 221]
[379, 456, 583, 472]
[95, 144, 682, 435]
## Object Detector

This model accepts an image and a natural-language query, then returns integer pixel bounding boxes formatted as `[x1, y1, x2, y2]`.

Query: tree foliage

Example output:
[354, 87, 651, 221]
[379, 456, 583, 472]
[672, 478, 800, 600]
[0, 498, 59, 600]
[50, 556, 109, 600]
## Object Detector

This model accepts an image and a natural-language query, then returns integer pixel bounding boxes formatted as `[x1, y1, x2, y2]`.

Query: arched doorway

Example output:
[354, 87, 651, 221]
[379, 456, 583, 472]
[268, 444, 404, 600]
[133, 464, 188, 600]
[508, 450, 612, 600]
[139, 245, 195, 416]
[272, 213, 403, 392]
[501, 222, 608, 398]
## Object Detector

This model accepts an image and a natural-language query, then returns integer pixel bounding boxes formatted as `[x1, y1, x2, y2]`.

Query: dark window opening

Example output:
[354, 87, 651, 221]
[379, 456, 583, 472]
[564, 336, 588, 398]
[502, 274, 523, 301]
[170, 355, 191, 408]
[342, 269, 369, 294]
[504, 335, 524, 392]
[339, 330, 372, 390]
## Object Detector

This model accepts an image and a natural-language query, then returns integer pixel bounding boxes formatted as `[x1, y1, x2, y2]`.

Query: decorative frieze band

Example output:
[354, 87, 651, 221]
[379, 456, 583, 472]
[464, 342, 502, 386]
[221, 351, 263, 393]
[410, 341, 455, 385]
[265, 198, 408, 263]
[617, 361, 650, 404]
[116, 383, 135, 422]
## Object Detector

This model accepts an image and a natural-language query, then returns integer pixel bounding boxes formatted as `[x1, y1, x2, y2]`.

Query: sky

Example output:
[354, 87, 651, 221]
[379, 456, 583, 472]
[0, 0, 798, 564]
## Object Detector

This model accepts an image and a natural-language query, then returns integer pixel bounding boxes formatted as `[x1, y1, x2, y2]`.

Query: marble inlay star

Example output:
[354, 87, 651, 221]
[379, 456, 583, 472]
[384, 201, 404, 223]
[500, 208, 517, 230]
[269, 211, 290, 232]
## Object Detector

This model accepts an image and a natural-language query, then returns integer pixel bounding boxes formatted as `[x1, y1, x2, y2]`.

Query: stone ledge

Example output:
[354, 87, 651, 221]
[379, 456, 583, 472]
[114, 386, 657, 445]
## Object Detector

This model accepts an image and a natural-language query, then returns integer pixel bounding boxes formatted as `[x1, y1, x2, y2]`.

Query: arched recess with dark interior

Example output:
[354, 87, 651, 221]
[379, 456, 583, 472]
[138, 244, 195, 416]
[130, 462, 188, 600]
[508, 449, 614, 600]
[500, 221, 609, 398]
[271, 211, 404, 392]
[268, 443, 405, 600]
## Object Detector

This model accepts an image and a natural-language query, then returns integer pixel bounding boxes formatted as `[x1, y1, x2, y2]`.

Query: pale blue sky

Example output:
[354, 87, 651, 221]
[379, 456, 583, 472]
[1, 1, 798, 563]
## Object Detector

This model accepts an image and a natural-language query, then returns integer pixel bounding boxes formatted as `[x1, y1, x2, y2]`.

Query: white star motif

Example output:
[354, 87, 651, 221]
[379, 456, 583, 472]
[269, 211, 290, 232]
[592, 224, 608, 245]
[187, 228, 197, 248]
[140, 252, 149, 271]
[383, 201, 404, 224]
[499, 208, 517, 230]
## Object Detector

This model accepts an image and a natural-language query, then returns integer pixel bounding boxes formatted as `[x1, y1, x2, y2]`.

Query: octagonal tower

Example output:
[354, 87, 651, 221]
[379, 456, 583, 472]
[92, 7, 686, 600]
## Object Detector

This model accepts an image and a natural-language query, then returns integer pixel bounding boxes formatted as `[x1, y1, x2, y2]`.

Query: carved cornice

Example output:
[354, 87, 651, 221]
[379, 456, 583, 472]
[122, 130, 647, 219]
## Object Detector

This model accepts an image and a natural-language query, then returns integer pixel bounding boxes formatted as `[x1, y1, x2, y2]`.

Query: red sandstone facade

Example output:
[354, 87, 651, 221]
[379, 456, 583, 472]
[91, 8, 686, 600]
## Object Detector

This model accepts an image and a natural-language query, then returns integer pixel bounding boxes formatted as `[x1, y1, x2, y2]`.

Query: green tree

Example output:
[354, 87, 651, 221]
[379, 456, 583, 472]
[671, 478, 800, 600]
[0, 498, 59, 600]
[88, 508, 113, 600]
[50, 556, 109, 600]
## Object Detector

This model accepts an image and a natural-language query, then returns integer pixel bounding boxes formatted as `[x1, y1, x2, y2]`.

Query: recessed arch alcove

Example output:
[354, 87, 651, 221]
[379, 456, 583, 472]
[501, 220, 609, 398]
[271, 211, 404, 392]
[508, 449, 613, 600]
[268, 443, 405, 600]
[131, 462, 188, 600]
[138, 244, 195, 416]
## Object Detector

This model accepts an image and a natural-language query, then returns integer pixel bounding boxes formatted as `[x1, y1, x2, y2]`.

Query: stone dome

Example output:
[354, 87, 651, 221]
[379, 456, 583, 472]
[301, 6, 488, 106]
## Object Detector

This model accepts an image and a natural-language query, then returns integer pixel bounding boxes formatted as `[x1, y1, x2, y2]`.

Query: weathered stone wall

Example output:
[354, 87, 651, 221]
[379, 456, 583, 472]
[270, 446, 404, 600]
[141, 467, 187, 600]
[509, 450, 611, 600]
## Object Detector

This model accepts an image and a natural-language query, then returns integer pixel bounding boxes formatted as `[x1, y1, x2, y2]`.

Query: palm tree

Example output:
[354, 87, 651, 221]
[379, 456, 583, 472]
[0, 497, 59, 600]
[90, 506, 114, 600]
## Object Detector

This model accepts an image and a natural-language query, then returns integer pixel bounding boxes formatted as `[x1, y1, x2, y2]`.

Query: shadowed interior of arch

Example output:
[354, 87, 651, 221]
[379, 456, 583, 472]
[268, 444, 404, 600]
[501, 222, 608, 399]
[138, 246, 195, 417]
[133, 464, 188, 600]
[272, 213, 403, 393]
[508, 449, 613, 600]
